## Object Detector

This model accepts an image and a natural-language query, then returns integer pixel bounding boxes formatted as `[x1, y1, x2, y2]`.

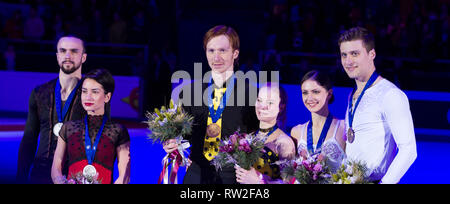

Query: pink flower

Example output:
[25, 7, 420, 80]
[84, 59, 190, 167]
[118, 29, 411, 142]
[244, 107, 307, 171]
[313, 163, 322, 172]
[302, 160, 312, 171]
[238, 139, 252, 153]
[239, 139, 248, 146]
[220, 144, 234, 153]
[244, 145, 252, 153]
[229, 134, 238, 145]
[299, 150, 308, 160]
[67, 179, 76, 184]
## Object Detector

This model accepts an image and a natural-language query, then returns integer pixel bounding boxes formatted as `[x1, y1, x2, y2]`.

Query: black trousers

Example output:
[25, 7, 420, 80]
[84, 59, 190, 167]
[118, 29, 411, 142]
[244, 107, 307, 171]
[29, 159, 53, 184]
[27, 157, 68, 184]
[183, 161, 237, 184]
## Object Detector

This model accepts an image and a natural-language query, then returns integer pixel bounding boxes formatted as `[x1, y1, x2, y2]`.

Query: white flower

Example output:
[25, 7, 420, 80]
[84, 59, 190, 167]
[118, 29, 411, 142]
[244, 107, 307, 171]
[349, 176, 357, 184]
[345, 165, 353, 175]
[334, 179, 343, 184]
[245, 136, 254, 144]
[223, 140, 229, 145]
[158, 118, 168, 126]
[167, 108, 177, 114]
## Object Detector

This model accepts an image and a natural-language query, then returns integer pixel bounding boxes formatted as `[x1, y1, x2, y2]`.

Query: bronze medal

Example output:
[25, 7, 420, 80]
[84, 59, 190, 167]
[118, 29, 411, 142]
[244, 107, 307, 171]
[347, 128, 355, 143]
[206, 123, 220, 138]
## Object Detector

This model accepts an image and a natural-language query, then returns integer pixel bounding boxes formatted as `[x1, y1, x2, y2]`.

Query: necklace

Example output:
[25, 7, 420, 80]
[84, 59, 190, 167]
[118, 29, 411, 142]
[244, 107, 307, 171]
[256, 125, 278, 144]
[259, 126, 275, 133]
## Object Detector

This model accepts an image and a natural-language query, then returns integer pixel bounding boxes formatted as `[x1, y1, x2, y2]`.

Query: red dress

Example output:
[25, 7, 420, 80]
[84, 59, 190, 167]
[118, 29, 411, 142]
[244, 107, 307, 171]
[60, 115, 130, 184]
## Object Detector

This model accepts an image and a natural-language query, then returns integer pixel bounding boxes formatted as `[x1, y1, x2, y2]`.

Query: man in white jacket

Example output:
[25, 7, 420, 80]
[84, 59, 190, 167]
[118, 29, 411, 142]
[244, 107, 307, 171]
[338, 27, 417, 184]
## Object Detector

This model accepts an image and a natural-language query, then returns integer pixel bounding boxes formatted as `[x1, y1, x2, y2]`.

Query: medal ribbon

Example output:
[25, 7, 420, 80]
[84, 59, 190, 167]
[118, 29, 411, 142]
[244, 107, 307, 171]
[55, 78, 81, 123]
[207, 74, 236, 123]
[347, 71, 379, 129]
[84, 115, 107, 165]
[307, 114, 333, 155]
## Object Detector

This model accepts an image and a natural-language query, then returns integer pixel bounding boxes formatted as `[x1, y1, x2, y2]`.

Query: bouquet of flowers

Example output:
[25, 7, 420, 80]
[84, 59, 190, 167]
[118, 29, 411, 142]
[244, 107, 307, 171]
[280, 151, 331, 184]
[145, 99, 193, 144]
[212, 131, 266, 171]
[331, 160, 372, 184]
[58, 172, 102, 184]
[145, 99, 194, 184]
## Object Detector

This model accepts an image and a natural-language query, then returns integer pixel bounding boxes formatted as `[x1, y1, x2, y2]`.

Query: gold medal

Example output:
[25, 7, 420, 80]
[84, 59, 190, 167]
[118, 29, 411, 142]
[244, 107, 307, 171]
[347, 128, 355, 143]
[206, 123, 220, 138]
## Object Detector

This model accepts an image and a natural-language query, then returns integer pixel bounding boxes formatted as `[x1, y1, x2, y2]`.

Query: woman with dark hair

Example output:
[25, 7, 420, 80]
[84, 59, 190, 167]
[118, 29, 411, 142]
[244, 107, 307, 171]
[51, 69, 130, 184]
[235, 83, 296, 184]
[291, 70, 346, 173]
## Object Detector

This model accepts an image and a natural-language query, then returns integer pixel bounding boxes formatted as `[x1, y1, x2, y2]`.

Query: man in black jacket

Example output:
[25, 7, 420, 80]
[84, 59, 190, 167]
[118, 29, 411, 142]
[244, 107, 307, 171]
[165, 25, 259, 184]
[16, 36, 87, 184]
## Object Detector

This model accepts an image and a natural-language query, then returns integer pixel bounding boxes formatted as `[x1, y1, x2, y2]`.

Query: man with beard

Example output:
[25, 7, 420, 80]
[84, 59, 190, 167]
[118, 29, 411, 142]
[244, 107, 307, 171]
[17, 36, 87, 184]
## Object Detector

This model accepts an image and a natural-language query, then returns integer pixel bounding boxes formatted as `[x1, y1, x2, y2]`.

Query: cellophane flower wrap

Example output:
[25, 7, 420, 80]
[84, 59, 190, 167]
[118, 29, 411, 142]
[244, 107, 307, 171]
[331, 159, 372, 184]
[280, 151, 332, 184]
[212, 131, 266, 171]
[145, 99, 194, 184]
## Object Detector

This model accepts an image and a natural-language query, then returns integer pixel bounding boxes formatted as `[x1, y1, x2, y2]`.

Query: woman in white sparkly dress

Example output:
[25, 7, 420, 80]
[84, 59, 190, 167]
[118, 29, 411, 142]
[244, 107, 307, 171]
[291, 70, 346, 173]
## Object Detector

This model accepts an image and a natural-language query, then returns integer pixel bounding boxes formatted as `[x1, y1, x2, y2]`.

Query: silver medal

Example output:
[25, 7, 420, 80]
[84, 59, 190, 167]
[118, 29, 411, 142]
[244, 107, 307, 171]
[83, 164, 97, 179]
[53, 122, 63, 137]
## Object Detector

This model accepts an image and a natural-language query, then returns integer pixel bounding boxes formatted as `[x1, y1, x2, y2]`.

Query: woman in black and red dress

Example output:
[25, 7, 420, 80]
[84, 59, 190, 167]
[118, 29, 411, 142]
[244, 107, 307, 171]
[234, 83, 296, 184]
[51, 69, 130, 184]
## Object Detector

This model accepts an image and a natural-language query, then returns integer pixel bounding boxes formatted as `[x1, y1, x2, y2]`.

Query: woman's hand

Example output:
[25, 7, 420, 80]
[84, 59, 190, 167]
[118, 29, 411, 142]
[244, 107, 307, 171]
[163, 139, 178, 154]
[115, 142, 130, 184]
[51, 137, 67, 184]
[235, 165, 264, 184]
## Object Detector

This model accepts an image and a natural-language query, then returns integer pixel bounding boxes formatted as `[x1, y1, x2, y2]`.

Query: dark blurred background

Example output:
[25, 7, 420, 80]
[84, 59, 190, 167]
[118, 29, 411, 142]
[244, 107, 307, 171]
[0, 0, 449, 113]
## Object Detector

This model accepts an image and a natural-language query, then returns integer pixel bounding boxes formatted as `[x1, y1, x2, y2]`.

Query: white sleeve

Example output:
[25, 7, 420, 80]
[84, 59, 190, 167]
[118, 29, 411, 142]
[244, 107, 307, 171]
[381, 89, 417, 184]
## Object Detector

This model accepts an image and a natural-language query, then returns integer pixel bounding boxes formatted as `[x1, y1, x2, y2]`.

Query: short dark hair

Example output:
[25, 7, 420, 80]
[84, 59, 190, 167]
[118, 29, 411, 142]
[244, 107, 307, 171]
[57, 35, 87, 53]
[338, 27, 375, 52]
[83, 68, 115, 97]
[300, 70, 334, 104]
